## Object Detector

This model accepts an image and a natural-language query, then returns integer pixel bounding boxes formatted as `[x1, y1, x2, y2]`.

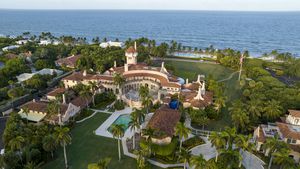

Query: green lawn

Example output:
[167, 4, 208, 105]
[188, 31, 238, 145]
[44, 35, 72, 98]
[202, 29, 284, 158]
[164, 60, 242, 130]
[43, 113, 138, 169]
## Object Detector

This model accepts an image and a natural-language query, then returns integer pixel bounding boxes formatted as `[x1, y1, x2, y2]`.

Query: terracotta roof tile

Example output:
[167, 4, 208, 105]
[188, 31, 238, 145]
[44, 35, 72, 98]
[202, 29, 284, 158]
[126, 46, 136, 53]
[56, 55, 81, 68]
[147, 106, 180, 138]
[47, 88, 66, 97]
[288, 110, 300, 118]
[276, 122, 300, 140]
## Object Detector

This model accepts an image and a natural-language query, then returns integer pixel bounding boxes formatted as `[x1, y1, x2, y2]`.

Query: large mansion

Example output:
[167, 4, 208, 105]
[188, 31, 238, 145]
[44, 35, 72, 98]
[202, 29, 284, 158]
[62, 43, 213, 109]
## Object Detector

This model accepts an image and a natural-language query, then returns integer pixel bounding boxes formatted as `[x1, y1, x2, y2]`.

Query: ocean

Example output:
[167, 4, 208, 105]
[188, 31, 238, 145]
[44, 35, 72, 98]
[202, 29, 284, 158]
[0, 10, 300, 57]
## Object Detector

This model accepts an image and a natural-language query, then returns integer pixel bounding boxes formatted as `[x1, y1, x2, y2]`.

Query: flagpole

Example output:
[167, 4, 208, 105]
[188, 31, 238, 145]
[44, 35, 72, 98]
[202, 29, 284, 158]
[238, 53, 244, 81]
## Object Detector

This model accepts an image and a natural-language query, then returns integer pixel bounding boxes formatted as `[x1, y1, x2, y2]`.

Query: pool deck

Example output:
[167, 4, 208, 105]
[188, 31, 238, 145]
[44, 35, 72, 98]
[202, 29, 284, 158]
[95, 107, 133, 138]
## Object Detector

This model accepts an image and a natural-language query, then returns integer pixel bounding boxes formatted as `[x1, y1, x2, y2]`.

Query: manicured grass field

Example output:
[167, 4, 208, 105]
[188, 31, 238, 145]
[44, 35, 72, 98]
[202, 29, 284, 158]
[42, 113, 138, 169]
[164, 60, 242, 130]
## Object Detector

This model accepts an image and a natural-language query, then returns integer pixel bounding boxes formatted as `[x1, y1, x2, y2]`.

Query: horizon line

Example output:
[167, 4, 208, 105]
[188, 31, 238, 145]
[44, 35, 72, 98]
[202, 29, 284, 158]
[1, 8, 300, 12]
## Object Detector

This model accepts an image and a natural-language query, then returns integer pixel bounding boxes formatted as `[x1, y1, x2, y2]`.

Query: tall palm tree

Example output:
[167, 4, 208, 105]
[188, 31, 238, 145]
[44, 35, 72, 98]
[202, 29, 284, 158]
[213, 95, 226, 112]
[263, 100, 283, 121]
[247, 99, 263, 121]
[263, 135, 288, 169]
[142, 96, 152, 114]
[79, 85, 92, 108]
[229, 101, 249, 132]
[47, 99, 61, 116]
[53, 126, 71, 169]
[220, 127, 237, 150]
[134, 149, 148, 169]
[220, 148, 242, 168]
[235, 134, 254, 168]
[113, 73, 125, 96]
[190, 155, 206, 169]
[174, 122, 191, 152]
[178, 148, 192, 169]
[273, 149, 295, 169]
[42, 134, 57, 158]
[138, 85, 149, 101]
[111, 124, 125, 161]
[88, 81, 98, 106]
[129, 112, 140, 149]
[209, 131, 226, 162]
[132, 108, 146, 125]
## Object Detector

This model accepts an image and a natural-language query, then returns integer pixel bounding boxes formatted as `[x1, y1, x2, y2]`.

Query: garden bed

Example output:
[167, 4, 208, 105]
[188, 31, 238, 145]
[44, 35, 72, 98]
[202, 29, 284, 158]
[182, 136, 205, 150]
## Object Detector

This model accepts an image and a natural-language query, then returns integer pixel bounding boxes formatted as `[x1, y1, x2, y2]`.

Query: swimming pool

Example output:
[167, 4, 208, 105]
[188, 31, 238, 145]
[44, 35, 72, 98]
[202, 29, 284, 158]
[108, 114, 131, 133]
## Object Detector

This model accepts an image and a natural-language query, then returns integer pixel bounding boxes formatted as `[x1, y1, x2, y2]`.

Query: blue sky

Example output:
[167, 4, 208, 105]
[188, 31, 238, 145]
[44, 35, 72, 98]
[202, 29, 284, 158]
[1, 0, 300, 11]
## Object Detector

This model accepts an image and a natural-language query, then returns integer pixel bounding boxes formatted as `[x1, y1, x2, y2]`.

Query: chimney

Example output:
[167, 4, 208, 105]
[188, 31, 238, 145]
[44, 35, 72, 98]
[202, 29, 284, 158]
[33, 99, 36, 102]
[124, 63, 128, 72]
[83, 70, 87, 77]
[134, 41, 137, 50]
[114, 61, 117, 68]
[197, 75, 201, 83]
[161, 62, 165, 69]
[194, 86, 204, 100]
[201, 81, 206, 95]
[62, 94, 66, 104]
[186, 78, 189, 85]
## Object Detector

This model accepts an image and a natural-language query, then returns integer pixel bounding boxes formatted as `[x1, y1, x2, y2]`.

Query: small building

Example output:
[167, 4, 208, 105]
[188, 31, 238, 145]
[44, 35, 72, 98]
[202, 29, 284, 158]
[146, 106, 181, 144]
[55, 55, 81, 69]
[16, 39, 29, 45]
[253, 110, 300, 163]
[16, 68, 63, 82]
[39, 40, 52, 45]
[2, 45, 20, 52]
[99, 41, 123, 48]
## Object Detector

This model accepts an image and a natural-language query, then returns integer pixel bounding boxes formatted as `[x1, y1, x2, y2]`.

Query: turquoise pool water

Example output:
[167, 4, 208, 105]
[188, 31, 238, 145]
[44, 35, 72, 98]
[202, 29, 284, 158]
[108, 114, 131, 133]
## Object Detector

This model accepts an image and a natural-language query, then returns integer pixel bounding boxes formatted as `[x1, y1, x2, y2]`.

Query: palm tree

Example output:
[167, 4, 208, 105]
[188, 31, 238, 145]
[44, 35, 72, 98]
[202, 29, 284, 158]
[235, 134, 254, 167]
[190, 155, 206, 169]
[247, 99, 263, 121]
[113, 73, 125, 97]
[139, 85, 149, 99]
[178, 148, 192, 169]
[220, 148, 242, 168]
[220, 127, 237, 150]
[96, 157, 111, 169]
[142, 127, 156, 143]
[88, 81, 98, 106]
[213, 95, 226, 112]
[79, 85, 92, 108]
[263, 135, 288, 169]
[134, 149, 148, 169]
[209, 131, 226, 162]
[24, 162, 43, 169]
[43, 134, 57, 158]
[111, 124, 125, 161]
[273, 149, 295, 169]
[263, 100, 283, 121]
[132, 108, 146, 125]
[229, 101, 249, 132]
[129, 112, 140, 149]
[53, 126, 71, 169]
[174, 122, 191, 152]
[8, 136, 25, 152]
[141, 96, 152, 114]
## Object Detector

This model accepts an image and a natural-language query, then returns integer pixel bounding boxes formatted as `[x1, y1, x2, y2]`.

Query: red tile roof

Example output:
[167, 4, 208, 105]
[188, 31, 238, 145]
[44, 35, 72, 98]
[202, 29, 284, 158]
[288, 110, 300, 118]
[276, 122, 300, 140]
[70, 96, 92, 108]
[126, 46, 136, 53]
[47, 88, 66, 97]
[21, 101, 68, 114]
[56, 55, 81, 68]
[147, 106, 181, 138]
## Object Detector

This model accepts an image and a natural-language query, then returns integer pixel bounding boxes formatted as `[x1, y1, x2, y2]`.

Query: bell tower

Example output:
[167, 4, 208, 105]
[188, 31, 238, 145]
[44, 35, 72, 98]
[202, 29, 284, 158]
[125, 42, 138, 65]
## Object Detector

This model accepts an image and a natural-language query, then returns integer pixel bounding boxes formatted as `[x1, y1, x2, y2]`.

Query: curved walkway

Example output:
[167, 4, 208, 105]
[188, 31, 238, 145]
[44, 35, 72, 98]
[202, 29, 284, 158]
[217, 71, 239, 82]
